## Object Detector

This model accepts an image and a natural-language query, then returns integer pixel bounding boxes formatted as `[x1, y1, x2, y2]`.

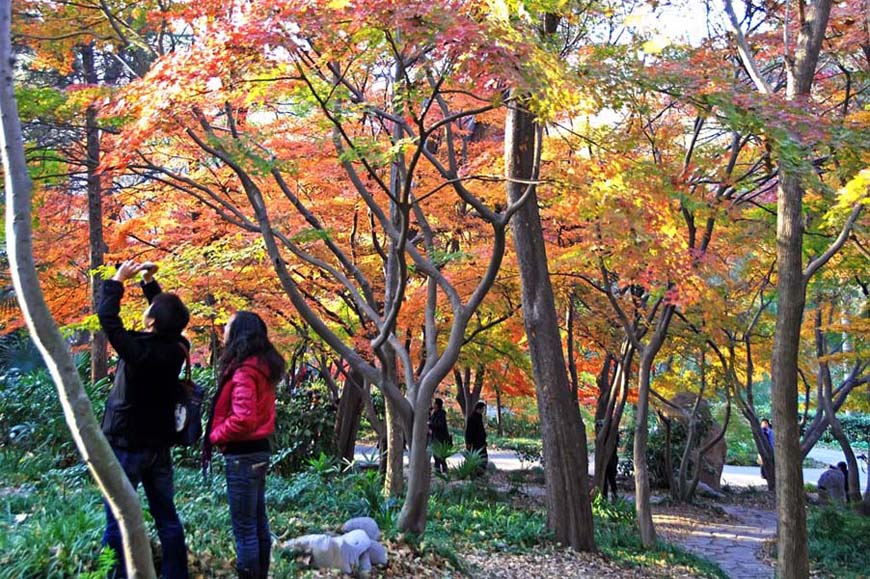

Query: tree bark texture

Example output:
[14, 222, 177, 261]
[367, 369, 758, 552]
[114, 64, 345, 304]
[334, 369, 364, 464]
[81, 43, 108, 383]
[633, 349, 658, 546]
[593, 350, 631, 493]
[384, 393, 406, 497]
[771, 4, 833, 575]
[0, 9, 156, 578]
[505, 98, 595, 551]
[396, 398, 432, 533]
[771, 170, 810, 578]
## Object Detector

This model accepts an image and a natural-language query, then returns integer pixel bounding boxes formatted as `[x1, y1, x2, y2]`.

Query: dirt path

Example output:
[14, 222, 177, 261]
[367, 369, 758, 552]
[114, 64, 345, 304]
[654, 504, 777, 579]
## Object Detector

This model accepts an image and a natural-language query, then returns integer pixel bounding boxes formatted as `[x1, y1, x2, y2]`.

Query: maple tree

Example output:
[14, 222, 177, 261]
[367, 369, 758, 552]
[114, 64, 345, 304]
[721, 1, 869, 573]
[94, 0, 584, 533]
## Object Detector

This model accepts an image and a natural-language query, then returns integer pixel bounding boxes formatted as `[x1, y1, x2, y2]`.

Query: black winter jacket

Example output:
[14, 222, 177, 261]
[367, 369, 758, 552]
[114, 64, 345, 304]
[429, 408, 450, 443]
[465, 412, 487, 450]
[98, 279, 188, 449]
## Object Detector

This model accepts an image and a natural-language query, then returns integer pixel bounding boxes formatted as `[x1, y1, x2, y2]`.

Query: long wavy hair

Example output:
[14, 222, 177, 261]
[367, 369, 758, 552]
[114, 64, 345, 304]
[218, 311, 285, 384]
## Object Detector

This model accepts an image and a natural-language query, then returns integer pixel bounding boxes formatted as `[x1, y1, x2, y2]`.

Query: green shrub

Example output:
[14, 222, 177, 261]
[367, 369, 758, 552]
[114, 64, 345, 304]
[270, 381, 336, 476]
[807, 506, 870, 578]
[818, 414, 870, 451]
[451, 448, 485, 480]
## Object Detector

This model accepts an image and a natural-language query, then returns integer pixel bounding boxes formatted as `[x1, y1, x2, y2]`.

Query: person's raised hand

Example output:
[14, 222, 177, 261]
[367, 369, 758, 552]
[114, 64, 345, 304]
[112, 260, 141, 283]
[139, 261, 158, 283]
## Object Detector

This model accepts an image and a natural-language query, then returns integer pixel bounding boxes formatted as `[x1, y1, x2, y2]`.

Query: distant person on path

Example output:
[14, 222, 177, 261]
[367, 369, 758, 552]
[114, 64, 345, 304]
[204, 311, 285, 579]
[428, 398, 451, 473]
[759, 418, 774, 480]
[98, 260, 190, 578]
[465, 401, 488, 473]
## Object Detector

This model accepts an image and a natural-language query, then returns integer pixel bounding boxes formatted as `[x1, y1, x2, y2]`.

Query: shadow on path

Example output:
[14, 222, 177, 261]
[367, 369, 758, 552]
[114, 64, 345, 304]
[654, 505, 776, 579]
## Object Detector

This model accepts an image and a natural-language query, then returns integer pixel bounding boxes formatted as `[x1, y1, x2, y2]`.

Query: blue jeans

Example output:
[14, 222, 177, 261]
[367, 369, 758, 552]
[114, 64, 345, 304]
[225, 451, 271, 578]
[103, 447, 188, 578]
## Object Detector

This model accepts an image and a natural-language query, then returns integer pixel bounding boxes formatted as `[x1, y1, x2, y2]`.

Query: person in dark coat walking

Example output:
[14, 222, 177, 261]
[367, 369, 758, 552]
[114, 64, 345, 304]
[428, 398, 451, 473]
[465, 401, 488, 473]
[98, 260, 190, 578]
[759, 418, 774, 480]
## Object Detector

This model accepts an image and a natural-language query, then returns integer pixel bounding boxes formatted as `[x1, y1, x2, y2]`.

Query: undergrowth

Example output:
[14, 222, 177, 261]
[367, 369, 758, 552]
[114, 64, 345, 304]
[807, 505, 870, 578]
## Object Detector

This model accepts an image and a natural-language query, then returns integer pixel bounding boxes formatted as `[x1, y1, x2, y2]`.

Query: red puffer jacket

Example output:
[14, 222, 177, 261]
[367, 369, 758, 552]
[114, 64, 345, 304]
[209, 356, 275, 446]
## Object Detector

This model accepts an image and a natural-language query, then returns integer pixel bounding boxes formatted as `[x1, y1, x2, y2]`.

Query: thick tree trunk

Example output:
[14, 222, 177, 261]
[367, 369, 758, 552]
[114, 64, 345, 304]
[506, 97, 595, 551]
[771, 170, 810, 578]
[81, 44, 108, 383]
[397, 402, 431, 532]
[768, 3, 832, 575]
[334, 369, 364, 464]
[0, 11, 156, 578]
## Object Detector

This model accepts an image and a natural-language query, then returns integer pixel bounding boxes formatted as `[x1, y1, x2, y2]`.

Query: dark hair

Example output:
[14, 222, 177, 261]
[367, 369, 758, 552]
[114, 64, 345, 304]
[219, 311, 285, 384]
[475, 401, 486, 411]
[147, 293, 189, 335]
[760, 418, 770, 424]
[434, 398, 443, 408]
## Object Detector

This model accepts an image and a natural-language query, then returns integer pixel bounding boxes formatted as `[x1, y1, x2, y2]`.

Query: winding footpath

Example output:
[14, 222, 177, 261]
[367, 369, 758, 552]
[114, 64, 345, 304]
[654, 505, 777, 579]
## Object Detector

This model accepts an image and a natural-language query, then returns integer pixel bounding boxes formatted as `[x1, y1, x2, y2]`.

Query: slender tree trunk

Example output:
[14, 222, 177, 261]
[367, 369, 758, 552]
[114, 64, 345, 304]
[495, 385, 504, 437]
[594, 351, 631, 493]
[633, 350, 657, 546]
[505, 95, 595, 551]
[384, 394, 405, 496]
[81, 44, 108, 383]
[0, 10, 156, 577]
[334, 369, 364, 464]
[816, 310, 862, 503]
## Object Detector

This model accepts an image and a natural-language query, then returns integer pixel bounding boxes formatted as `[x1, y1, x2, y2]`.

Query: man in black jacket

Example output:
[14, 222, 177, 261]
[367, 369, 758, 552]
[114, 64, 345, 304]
[428, 398, 451, 473]
[98, 260, 190, 578]
[464, 401, 488, 474]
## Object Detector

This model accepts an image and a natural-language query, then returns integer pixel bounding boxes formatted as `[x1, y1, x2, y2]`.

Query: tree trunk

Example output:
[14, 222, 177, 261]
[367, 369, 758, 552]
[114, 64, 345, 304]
[593, 350, 631, 493]
[334, 369, 364, 464]
[769, 3, 833, 575]
[384, 394, 405, 496]
[81, 43, 108, 383]
[495, 385, 504, 437]
[634, 345, 661, 547]
[397, 401, 431, 532]
[771, 170, 810, 579]
[0, 10, 156, 578]
[505, 96, 595, 551]
[816, 310, 862, 504]
[863, 463, 870, 515]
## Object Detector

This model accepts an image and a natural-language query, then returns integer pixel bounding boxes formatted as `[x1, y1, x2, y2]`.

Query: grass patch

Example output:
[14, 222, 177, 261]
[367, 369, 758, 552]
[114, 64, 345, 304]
[1, 449, 728, 578]
[807, 505, 870, 578]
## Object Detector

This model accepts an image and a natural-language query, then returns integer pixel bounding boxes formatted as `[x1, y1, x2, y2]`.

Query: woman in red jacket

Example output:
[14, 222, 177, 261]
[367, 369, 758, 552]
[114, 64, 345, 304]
[205, 311, 284, 579]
